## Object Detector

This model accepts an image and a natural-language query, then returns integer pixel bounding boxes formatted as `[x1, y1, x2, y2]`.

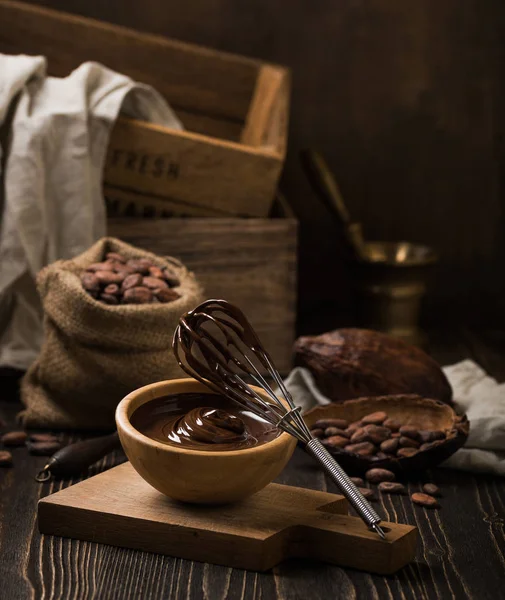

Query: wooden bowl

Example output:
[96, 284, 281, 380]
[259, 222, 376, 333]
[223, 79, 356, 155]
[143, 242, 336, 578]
[116, 378, 296, 504]
[303, 394, 469, 475]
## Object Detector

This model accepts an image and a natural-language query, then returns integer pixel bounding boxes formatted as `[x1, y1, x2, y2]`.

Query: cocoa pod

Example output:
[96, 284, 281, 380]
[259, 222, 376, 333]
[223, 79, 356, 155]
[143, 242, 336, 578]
[358, 487, 375, 500]
[345, 442, 376, 456]
[378, 482, 406, 494]
[122, 273, 143, 291]
[162, 268, 181, 287]
[95, 271, 124, 285]
[1, 431, 27, 446]
[28, 441, 62, 456]
[87, 262, 114, 272]
[106, 252, 126, 263]
[127, 258, 152, 274]
[422, 483, 441, 496]
[104, 284, 120, 296]
[148, 266, 164, 279]
[411, 492, 439, 508]
[380, 438, 399, 454]
[155, 288, 181, 303]
[100, 293, 119, 305]
[418, 430, 446, 444]
[324, 427, 348, 438]
[324, 435, 348, 448]
[143, 276, 169, 290]
[29, 433, 60, 444]
[350, 477, 364, 486]
[365, 468, 395, 483]
[122, 286, 153, 304]
[310, 428, 325, 439]
[420, 440, 444, 452]
[398, 426, 420, 440]
[361, 411, 388, 425]
[0, 450, 13, 466]
[383, 418, 401, 431]
[80, 272, 100, 292]
[399, 436, 420, 449]
[314, 418, 349, 430]
[397, 447, 419, 458]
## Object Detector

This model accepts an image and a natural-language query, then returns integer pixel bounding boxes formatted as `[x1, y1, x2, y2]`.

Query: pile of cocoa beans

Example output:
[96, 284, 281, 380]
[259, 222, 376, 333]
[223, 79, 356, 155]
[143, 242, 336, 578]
[0, 428, 64, 467]
[310, 411, 447, 461]
[80, 252, 181, 305]
[349, 468, 441, 508]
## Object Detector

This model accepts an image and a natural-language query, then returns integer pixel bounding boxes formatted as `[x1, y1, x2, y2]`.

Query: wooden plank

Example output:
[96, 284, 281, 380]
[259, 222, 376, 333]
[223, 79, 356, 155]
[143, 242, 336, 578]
[107, 216, 297, 373]
[38, 462, 416, 574]
[105, 118, 283, 217]
[0, 0, 259, 121]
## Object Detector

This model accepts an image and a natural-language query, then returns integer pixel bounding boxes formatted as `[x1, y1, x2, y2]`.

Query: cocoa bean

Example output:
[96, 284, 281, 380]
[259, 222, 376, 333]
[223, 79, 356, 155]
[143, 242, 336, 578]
[29, 433, 60, 443]
[27, 441, 62, 456]
[380, 438, 399, 453]
[105, 252, 126, 263]
[358, 487, 375, 500]
[361, 411, 388, 425]
[419, 430, 446, 444]
[391, 432, 401, 438]
[350, 427, 369, 443]
[155, 288, 181, 303]
[162, 268, 181, 287]
[148, 266, 164, 279]
[363, 424, 391, 445]
[80, 272, 100, 292]
[398, 426, 420, 441]
[365, 468, 395, 483]
[383, 418, 401, 431]
[1, 431, 27, 446]
[350, 477, 364, 486]
[126, 258, 152, 274]
[95, 271, 124, 285]
[143, 276, 169, 290]
[373, 452, 389, 460]
[87, 262, 114, 272]
[378, 482, 406, 494]
[422, 483, 441, 496]
[345, 442, 376, 456]
[0, 450, 13, 466]
[314, 418, 349, 430]
[104, 284, 120, 296]
[100, 293, 119, 305]
[114, 264, 136, 275]
[122, 273, 143, 291]
[310, 428, 325, 439]
[324, 435, 348, 448]
[122, 286, 153, 304]
[411, 492, 439, 508]
[324, 427, 348, 438]
[420, 440, 444, 452]
[399, 436, 420, 448]
[397, 447, 419, 458]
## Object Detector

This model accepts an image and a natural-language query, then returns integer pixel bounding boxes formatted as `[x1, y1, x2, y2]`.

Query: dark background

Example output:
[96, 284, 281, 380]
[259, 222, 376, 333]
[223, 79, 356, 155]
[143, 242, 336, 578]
[24, 0, 505, 333]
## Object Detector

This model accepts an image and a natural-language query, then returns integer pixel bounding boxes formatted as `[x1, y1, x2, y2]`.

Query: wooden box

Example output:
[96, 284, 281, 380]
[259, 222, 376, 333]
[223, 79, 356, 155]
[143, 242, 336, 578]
[107, 196, 297, 373]
[0, 1, 289, 217]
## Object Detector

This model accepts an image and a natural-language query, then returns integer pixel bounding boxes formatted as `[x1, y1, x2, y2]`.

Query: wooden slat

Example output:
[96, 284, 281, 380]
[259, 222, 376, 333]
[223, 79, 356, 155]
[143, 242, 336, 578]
[107, 216, 297, 373]
[0, 0, 259, 121]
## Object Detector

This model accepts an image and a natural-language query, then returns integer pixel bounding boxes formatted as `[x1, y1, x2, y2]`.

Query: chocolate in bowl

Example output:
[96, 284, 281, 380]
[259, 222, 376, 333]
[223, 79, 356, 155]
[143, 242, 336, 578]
[130, 392, 280, 452]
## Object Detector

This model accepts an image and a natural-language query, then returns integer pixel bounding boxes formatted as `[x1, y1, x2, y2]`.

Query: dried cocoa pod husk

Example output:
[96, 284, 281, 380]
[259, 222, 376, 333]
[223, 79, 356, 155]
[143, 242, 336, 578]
[122, 286, 153, 304]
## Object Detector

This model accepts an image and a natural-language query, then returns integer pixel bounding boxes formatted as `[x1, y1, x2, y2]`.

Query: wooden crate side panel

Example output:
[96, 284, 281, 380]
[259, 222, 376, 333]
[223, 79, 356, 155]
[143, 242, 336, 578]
[0, 0, 258, 121]
[105, 119, 282, 217]
[107, 218, 298, 373]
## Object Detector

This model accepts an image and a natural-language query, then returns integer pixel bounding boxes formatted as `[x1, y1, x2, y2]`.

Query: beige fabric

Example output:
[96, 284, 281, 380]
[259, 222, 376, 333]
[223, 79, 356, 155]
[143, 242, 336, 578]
[20, 237, 203, 429]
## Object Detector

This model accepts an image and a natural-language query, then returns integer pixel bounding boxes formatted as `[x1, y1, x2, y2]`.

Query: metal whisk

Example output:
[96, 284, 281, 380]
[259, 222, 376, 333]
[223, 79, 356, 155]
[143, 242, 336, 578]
[173, 299, 386, 540]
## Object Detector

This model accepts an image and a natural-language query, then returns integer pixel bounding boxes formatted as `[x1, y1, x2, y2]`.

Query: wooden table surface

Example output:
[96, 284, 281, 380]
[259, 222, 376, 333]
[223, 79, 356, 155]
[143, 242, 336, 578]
[1, 329, 504, 600]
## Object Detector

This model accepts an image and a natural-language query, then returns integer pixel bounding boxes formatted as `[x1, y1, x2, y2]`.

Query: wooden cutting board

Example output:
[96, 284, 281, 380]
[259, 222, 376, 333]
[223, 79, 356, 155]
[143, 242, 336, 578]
[38, 462, 417, 574]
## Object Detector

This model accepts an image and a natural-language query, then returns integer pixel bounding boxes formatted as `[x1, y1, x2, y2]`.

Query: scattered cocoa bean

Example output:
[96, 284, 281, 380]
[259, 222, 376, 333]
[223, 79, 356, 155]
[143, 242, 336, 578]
[155, 288, 181, 303]
[310, 428, 325, 439]
[324, 427, 348, 438]
[422, 483, 440, 496]
[399, 436, 420, 448]
[27, 441, 62, 456]
[380, 438, 399, 453]
[162, 268, 181, 287]
[419, 440, 444, 452]
[358, 487, 375, 500]
[365, 468, 396, 483]
[143, 276, 169, 290]
[350, 477, 364, 486]
[80, 272, 100, 292]
[418, 430, 446, 444]
[29, 433, 60, 444]
[398, 426, 420, 441]
[100, 293, 119, 305]
[383, 418, 401, 431]
[411, 492, 439, 508]
[148, 266, 164, 278]
[345, 442, 376, 456]
[122, 286, 153, 304]
[361, 411, 388, 425]
[378, 482, 406, 494]
[104, 284, 120, 296]
[397, 447, 419, 458]
[314, 418, 349, 430]
[106, 252, 126, 263]
[95, 270, 124, 285]
[1, 431, 27, 446]
[0, 450, 13, 466]
[324, 435, 349, 448]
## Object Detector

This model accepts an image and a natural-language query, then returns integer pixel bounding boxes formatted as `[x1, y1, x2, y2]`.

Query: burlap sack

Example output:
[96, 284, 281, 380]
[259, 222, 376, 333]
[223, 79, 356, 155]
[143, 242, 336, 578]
[20, 237, 203, 429]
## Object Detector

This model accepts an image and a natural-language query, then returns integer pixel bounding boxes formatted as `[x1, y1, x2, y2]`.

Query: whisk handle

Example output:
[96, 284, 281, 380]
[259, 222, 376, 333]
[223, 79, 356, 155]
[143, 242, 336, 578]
[306, 438, 385, 536]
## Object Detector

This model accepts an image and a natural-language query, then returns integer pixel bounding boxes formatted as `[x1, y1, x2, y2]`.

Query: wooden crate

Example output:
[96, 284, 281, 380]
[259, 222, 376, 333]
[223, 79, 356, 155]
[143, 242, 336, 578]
[0, 1, 289, 217]
[107, 197, 297, 373]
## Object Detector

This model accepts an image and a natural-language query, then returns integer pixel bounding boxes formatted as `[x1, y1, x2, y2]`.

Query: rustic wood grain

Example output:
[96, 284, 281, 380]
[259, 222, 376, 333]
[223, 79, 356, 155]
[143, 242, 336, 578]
[1, 345, 504, 591]
[107, 216, 297, 374]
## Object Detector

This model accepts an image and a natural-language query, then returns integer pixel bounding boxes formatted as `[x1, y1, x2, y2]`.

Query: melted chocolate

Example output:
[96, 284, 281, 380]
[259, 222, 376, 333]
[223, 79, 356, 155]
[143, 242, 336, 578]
[131, 393, 279, 451]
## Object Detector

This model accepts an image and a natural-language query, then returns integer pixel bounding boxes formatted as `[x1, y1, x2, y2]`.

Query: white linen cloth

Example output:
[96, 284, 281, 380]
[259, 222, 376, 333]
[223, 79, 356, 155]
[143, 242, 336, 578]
[0, 54, 182, 370]
[285, 360, 505, 476]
